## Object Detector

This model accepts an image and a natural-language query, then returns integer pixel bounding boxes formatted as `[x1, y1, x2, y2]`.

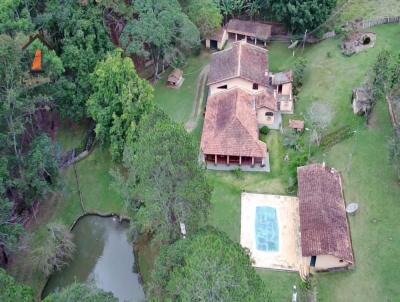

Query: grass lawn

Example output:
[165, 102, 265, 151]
[336, 0, 400, 23]
[8, 127, 125, 294]
[153, 51, 211, 124]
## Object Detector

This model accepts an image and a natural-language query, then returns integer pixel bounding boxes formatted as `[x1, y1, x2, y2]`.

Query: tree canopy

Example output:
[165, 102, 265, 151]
[43, 282, 117, 302]
[37, 0, 113, 120]
[0, 0, 33, 36]
[271, 0, 337, 33]
[0, 268, 35, 302]
[87, 50, 154, 161]
[185, 0, 222, 39]
[121, 0, 200, 79]
[114, 109, 212, 244]
[149, 228, 272, 302]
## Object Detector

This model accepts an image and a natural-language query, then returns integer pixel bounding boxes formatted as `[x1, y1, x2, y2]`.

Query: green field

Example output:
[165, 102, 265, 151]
[336, 0, 400, 23]
[154, 52, 211, 124]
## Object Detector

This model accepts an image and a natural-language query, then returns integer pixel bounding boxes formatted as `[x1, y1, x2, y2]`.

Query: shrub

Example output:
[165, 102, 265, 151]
[293, 57, 307, 95]
[259, 126, 270, 135]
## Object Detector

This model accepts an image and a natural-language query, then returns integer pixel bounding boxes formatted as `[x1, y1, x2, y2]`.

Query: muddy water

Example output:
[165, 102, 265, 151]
[42, 215, 145, 301]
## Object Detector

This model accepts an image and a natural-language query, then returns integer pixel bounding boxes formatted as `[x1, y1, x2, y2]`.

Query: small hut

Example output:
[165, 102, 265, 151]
[167, 69, 184, 88]
[352, 88, 372, 115]
[289, 119, 305, 132]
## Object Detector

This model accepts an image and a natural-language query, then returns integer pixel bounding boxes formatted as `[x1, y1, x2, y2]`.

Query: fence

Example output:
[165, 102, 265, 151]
[356, 16, 400, 29]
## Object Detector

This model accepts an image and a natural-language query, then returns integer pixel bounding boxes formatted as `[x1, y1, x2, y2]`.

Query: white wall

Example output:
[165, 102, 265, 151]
[209, 78, 266, 96]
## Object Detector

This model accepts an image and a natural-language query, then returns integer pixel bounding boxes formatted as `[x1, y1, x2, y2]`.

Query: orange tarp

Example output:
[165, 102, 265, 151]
[31, 49, 42, 72]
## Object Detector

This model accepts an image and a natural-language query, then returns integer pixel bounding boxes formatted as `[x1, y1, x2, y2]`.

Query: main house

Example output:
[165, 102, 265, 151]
[298, 164, 355, 272]
[200, 41, 293, 172]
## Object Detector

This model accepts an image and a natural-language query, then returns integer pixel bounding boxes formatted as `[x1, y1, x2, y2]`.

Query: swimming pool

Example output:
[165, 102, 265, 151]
[255, 206, 279, 252]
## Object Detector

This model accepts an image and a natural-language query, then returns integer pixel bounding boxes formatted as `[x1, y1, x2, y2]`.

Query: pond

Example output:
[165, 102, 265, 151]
[42, 215, 145, 302]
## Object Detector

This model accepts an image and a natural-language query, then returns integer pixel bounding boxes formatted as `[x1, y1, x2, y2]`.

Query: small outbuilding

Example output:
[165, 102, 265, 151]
[289, 119, 304, 132]
[226, 19, 272, 46]
[206, 28, 228, 50]
[167, 69, 184, 88]
[297, 164, 355, 272]
[352, 87, 372, 115]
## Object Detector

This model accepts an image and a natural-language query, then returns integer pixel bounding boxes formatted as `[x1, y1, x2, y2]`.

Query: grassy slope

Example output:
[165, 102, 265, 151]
[337, 0, 400, 23]
[154, 52, 211, 124]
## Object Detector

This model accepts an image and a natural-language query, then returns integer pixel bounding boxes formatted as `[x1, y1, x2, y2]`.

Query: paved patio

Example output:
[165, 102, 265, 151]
[240, 192, 301, 271]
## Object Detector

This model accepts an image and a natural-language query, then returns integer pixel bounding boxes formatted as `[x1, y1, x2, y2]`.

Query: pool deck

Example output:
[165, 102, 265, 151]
[240, 192, 301, 272]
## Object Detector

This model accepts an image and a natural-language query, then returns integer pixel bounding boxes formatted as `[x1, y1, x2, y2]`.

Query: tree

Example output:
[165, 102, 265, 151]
[43, 283, 117, 302]
[271, 0, 337, 33]
[308, 101, 334, 146]
[293, 56, 307, 95]
[115, 109, 212, 244]
[149, 228, 273, 302]
[87, 50, 154, 161]
[282, 127, 301, 150]
[120, 0, 200, 80]
[32, 222, 75, 276]
[0, 0, 33, 36]
[186, 0, 222, 39]
[0, 268, 35, 302]
[37, 0, 113, 120]
[215, 0, 246, 22]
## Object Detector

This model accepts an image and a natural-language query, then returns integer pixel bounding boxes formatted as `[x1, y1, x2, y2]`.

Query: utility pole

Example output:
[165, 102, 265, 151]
[302, 29, 308, 53]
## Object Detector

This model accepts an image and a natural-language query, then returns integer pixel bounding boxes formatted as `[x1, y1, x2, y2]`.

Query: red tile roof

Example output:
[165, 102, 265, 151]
[207, 41, 269, 86]
[226, 19, 272, 40]
[201, 88, 267, 158]
[289, 119, 304, 130]
[297, 164, 354, 264]
[255, 89, 277, 111]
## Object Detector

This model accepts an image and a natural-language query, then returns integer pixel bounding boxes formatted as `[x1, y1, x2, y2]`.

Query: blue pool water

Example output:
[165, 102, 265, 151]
[255, 206, 279, 252]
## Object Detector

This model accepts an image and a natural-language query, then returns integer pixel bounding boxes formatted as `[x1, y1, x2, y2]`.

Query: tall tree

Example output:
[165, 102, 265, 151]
[43, 283, 117, 302]
[271, 0, 337, 33]
[149, 228, 273, 302]
[185, 0, 222, 39]
[120, 0, 200, 80]
[115, 109, 212, 244]
[0, 268, 35, 302]
[37, 0, 113, 120]
[87, 50, 154, 161]
[0, 0, 33, 36]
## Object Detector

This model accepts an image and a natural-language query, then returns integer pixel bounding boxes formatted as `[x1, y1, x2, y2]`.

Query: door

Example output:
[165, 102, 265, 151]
[310, 256, 317, 267]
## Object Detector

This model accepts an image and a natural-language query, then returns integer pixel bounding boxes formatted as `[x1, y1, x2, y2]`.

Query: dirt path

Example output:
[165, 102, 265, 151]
[185, 65, 210, 132]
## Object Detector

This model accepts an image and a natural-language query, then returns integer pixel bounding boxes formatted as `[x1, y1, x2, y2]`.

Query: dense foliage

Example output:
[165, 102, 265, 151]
[0, 0, 33, 36]
[87, 50, 154, 160]
[114, 109, 212, 244]
[38, 0, 113, 120]
[149, 228, 272, 302]
[43, 282, 117, 302]
[185, 0, 222, 38]
[271, 0, 337, 33]
[0, 268, 35, 302]
[121, 0, 200, 79]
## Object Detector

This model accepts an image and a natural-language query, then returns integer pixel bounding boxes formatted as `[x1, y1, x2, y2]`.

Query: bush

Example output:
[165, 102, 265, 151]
[293, 57, 307, 95]
[233, 167, 243, 179]
[32, 223, 75, 276]
[259, 126, 270, 135]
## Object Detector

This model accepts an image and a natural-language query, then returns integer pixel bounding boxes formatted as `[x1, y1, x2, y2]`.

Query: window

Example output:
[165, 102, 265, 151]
[253, 83, 259, 90]
[265, 112, 274, 117]
[278, 85, 283, 94]
[217, 84, 227, 89]
[339, 259, 344, 263]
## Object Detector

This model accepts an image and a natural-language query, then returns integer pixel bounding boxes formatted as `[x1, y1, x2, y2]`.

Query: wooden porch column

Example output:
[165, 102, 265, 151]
[239, 156, 242, 166]
[251, 157, 255, 167]
[261, 157, 265, 167]
[235, 33, 238, 41]
[227, 155, 230, 166]
[255, 38, 257, 45]
[214, 154, 217, 165]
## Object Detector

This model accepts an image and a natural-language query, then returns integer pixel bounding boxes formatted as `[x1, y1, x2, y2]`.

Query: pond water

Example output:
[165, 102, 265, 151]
[42, 215, 145, 302]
